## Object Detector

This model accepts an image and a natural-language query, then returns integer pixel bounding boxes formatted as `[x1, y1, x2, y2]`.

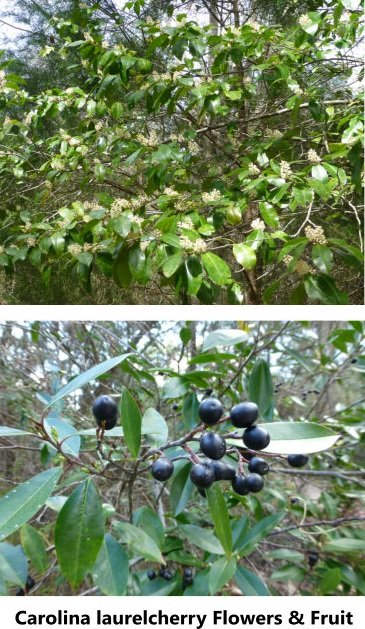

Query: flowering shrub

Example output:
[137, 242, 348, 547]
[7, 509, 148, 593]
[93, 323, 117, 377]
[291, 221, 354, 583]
[0, 1, 363, 304]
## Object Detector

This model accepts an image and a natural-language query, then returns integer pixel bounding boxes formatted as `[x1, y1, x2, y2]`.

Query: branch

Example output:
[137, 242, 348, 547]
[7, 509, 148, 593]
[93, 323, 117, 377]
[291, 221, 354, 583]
[269, 516, 365, 537]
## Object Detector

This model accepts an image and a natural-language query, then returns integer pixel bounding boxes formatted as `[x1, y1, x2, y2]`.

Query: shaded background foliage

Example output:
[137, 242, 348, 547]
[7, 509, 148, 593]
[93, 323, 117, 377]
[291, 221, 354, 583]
[0, 320, 364, 595]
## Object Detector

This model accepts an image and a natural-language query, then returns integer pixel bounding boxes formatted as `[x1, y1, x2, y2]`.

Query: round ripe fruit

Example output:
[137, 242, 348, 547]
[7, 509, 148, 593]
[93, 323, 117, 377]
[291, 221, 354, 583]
[230, 402, 258, 428]
[242, 425, 270, 451]
[200, 432, 226, 460]
[183, 567, 193, 578]
[147, 570, 156, 580]
[248, 456, 269, 476]
[287, 454, 309, 468]
[211, 461, 236, 481]
[15, 589, 25, 596]
[244, 473, 264, 493]
[183, 576, 194, 587]
[308, 550, 319, 567]
[231, 475, 249, 496]
[151, 457, 174, 481]
[26, 576, 35, 591]
[198, 398, 223, 425]
[190, 462, 215, 488]
[163, 570, 173, 581]
[92, 395, 118, 430]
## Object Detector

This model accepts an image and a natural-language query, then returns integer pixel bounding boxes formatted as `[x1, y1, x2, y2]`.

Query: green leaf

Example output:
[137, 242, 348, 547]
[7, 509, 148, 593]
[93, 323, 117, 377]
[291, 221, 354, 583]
[133, 507, 164, 547]
[0, 467, 62, 541]
[55, 479, 104, 587]
[162, 253, 182, 277]
[323, 539, 365, 553]
[0, 427, 32, 437]
[236, 513, 285, 555]
[182, 392, 200, 429]
[202, 328, 247, 351]
[319, 568, 341, 594]
[304, 274, 348, 305]
[141, 408, 168, 447]
[162, 377, 188, 399]
[248, 359, 273, 420]
[259, 202, 279, 228]
[207, 484, 232, 555]
[44, 416, 80, 457]
[312, 245, 333, 274]
[179, 524, 224, 555]
[258, 421, 339, 454]
[235, 565, 271, 596]
[93, 534, 128, 595]
[311, 164, 329, 182]
[0, 543, 27, 587]
[121, 388, 142, 458]
[233, 243, 257, 270]
[170, 462, 194, 515]
[20, 524, 48, 573]
[208, 556, 236, 594]
[201, 252, 232, 286]
[114, 522, 164, 564]
[49, 354, 133, 407]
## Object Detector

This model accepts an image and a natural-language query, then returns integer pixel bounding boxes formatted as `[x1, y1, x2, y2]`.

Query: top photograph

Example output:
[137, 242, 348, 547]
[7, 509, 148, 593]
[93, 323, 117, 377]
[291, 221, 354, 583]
[0, 0, 363, 305]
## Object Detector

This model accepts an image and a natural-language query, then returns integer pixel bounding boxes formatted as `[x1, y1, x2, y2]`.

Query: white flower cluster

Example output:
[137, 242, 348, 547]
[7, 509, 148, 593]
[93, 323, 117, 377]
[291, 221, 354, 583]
[292, 84, 303, 96]
[188, 140, 199, 155]
[67, 243, 82, 256]
[243, 76, 252, 85]
[0, 70, 6, 91]
[83, 243, 93, 251]
[170, 132, 185, 143]
[84, 32, 94, 43]
[247, 20, 261, 32]
[307, 149, 321, 164]
[163, 187, 179, 197]
[95, 121, 104, 132]
[265, 128, 282, 139]
[51, 158, 65, 171]
[179, 235, 207, 254]
[140, 240, 150, 252]
[132, 216, 144, 227]
[110, 198, 132, 217]
[298, 15, 311, 28]
[136, 130, 159, 147]
[251, 218, 265, 231]
[44, 180, 52, 189]
[283, 254, 293, 266]
[202, 189, 222, 203]
[177, 217, 194, 230]
[280, 160, 292, 179]
[295, 259, 315, 276]
[69, 137, 81, 147]
[26, 238, 36, 247]
[304, 225, 327, 245]
[248, 163, 260, 176]
[83, 200, 100, 212]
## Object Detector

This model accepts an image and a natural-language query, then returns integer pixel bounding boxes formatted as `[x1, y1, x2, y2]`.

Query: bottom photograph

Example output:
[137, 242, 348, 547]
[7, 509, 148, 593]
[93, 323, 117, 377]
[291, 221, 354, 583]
[0, 320, 364, 597]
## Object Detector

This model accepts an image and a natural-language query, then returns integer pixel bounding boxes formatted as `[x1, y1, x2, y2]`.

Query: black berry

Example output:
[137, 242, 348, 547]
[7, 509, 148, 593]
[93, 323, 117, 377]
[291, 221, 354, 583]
[198, 398, 223, 425]
[15, 588, 25, 596]
[200, 432, 226, 460]
[92, 395, 118, 430]
[162, 569, 173, 581]
[26, 576, 35, 591]
[244, 473, 264, 493]
[230, 402, 258, 428]
[147, 569, 156, 580]
[232, 475, 249, 496]
[308, 551, 319, 567]
[183, 567, 193, 578]
[248, 456, 269, 476]
[242, 425, 270, 451]
[197, 487, 207, 498]
[172, 403, 179, 411]
[190, 462, 215, 488]
[211, 461, 236, 481]
[287, 454, 309, 468]
[151, 457, 174, 481]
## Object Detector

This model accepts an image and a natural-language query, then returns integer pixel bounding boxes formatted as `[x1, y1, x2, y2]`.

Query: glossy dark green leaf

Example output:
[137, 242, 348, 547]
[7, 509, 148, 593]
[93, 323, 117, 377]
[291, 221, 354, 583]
[236, 513, 285, 556]
[55, 479, 104, 587]
[49, 354, 132, 406]
[233, 243, 257, 270]
[93, 534, 128, 595]
[202, 328, 247, 351]
[169, 462, 194, 515]
[248, 359, 273, 420]
[133, 507, 164, 546]
[121, 388, 142, 458]
[114, 522, 164, 563]
[20, 524, 48, 573]
[235, 565, 271, 595]
[141, 408, 168, 447]
[208, 556, 236, 594]
[207, 484, 232, 555]
[0, 467, 62, 541]
[0, 543, 27, 587]
[179, 524, 224, 555]
[201, 252, 232, 286]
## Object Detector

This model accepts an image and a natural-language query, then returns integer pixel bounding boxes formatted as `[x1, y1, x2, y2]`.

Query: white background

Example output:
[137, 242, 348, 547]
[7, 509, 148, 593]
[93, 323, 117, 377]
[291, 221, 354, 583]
[2, 596, 363, 629]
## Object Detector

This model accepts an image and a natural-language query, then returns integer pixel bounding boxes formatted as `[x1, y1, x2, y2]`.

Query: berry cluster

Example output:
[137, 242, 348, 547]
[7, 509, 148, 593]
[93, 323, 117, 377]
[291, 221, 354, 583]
[148, 566, 194, 589]
[149, 397, 309, 496]
[15, 576, 35, 596]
